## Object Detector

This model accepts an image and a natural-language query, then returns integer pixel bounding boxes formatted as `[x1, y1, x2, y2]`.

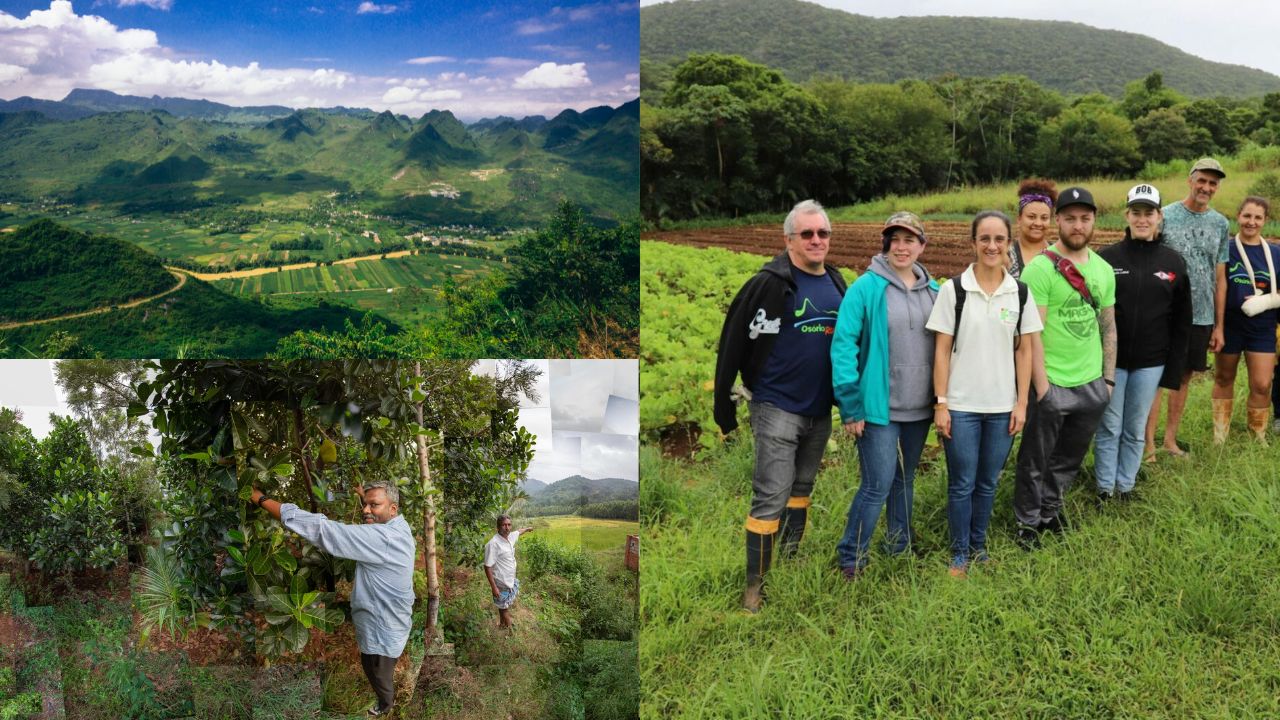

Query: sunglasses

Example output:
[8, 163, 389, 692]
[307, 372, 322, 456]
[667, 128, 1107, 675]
[791, 229, 831, 240]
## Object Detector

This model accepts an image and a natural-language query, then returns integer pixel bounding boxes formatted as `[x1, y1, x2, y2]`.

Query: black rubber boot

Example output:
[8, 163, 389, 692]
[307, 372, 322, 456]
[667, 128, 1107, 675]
[777, 503, 808, 559]
[742, 529, 775, 613]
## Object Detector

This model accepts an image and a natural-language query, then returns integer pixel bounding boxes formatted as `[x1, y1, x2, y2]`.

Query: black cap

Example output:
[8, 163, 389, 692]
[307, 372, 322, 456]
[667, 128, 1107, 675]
[1056, 186, 1096, 213]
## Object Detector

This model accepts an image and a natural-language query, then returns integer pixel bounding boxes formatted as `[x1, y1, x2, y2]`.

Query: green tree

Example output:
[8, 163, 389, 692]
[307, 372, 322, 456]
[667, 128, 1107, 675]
[1134, 108, 1207, 164]
[1035, 106, 1141, 179]
[1120, 72, 1186, 120]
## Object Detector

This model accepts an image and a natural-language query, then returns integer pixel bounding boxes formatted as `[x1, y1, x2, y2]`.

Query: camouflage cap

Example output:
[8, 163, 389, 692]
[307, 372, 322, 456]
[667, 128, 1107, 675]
[1190, 157, 1226, 178]
[882, 211, 926, 243]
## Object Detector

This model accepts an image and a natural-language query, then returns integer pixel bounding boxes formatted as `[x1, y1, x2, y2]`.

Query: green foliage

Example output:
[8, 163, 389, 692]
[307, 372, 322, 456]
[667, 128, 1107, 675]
[1247, 172, 1280, 210]
[29, 490, 126, 574]
[135, 545, 197, 642]
[0, 666, 12, 697]
[1035, 105, 1142, 179]
[521, 536, 634, 641]
[1134, 108, 1209, 164]
[0, 219, 175, 324]
[0, 693, 40, 720]
[576, 501, 638, 521]
[641, 0, 1280, 97]
[582, 640, 639, 720]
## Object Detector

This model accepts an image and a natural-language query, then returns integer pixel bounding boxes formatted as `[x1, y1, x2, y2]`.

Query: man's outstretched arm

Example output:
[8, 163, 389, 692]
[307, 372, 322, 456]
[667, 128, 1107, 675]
[249, 488, 282, 520]
[248, 486, 391, 564]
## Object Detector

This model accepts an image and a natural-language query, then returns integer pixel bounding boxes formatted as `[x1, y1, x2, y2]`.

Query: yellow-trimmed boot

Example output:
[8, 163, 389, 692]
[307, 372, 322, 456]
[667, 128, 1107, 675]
[742, 516, 778, 614]
[1212, 398, 1233, 445]
[777, 496, 811, 559]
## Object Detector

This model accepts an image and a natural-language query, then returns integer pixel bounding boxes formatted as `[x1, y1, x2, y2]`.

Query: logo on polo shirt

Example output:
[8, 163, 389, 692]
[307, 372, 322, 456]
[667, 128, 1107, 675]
[1154, 271, 1177, 282]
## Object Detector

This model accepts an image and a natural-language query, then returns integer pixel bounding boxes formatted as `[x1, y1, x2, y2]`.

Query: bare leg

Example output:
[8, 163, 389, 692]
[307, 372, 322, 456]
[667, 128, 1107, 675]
[1213, 354, 1240, 399]
[1246, 351, 1277, 408]
[1162, 371, 1194, 453]
[498, 607, 511, 629]
[1144, 388, 1163, 459]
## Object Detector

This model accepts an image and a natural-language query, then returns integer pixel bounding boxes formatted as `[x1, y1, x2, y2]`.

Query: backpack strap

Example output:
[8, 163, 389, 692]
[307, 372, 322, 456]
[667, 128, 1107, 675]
[952, 279, 967, 353]
[1042, 248, 1098, 312]
[1013, 279, 1028, 350]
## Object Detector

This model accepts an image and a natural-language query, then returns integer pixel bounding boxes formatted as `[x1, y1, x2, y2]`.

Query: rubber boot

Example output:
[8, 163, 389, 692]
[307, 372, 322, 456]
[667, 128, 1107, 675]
[742, 517, 777, 614]
[776, 496, 811, 559]
[1247, 406, 1270, 443]
[1212, 398, 1233, 445]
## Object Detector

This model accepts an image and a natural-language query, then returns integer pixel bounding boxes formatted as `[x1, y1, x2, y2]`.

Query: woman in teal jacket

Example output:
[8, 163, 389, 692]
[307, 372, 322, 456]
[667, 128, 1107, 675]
[832, 212, 939, 577]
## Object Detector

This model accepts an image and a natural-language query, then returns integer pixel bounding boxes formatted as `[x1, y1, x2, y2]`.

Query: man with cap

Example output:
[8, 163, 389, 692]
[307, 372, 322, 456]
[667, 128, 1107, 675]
[832, 211, 937, 577]
[1145, 158, 1230, 460]
[1094, 184, 1191, 503]
[714, 198, 848, 613]
[1012, 186, 1117, 548]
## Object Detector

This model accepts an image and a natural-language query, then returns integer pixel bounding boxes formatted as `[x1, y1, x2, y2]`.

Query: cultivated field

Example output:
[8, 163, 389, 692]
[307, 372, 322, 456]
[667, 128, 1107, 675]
[644, 222, 1127, 279]
[532, 515, 639, 555]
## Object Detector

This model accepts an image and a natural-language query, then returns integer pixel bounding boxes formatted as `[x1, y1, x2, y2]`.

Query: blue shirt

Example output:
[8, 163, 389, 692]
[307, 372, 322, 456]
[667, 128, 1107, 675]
[280, 504, 416, 658]
[1225, 240, 1280, 332]
[752, 268, 842, 417]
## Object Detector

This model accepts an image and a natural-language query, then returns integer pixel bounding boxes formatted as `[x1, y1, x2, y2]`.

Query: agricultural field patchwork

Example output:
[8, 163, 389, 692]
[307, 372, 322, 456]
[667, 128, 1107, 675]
[532, 515, 640, 555]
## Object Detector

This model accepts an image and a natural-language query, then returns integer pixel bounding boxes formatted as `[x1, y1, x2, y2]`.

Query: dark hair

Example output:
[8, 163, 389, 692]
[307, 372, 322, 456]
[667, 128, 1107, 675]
[496, 514, 511, 529]
[1017, 178, 1058, 215]
[1239, 195, 1271, 217]
[971, 210, 1012, 241]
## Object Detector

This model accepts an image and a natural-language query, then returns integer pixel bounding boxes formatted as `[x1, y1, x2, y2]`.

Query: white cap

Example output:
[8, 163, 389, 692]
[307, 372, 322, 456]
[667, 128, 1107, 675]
[1126, 183, 1161, 209]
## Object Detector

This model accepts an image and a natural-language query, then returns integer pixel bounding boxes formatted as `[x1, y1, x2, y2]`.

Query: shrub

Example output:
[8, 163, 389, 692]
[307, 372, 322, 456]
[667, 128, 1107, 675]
[28, 490, 126, 574]
[0, 693, 41, 720]
[1247, 172, 1280, 208]
[582, 640, 639, 720]
[135, 545, 196, 643]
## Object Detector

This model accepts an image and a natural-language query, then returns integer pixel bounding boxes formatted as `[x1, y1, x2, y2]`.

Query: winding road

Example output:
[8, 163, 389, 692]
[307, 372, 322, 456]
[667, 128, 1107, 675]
[0, 270, 187, 331]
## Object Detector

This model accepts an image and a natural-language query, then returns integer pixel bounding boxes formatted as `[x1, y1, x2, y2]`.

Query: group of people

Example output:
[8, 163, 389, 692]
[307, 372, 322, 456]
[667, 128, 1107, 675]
[715, 157, 1280, 613]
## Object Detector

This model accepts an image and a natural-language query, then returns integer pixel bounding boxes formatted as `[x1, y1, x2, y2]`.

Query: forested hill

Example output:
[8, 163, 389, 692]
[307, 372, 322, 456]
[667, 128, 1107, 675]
[641, 0, 1280, 97]
[0, 219, 176, 324]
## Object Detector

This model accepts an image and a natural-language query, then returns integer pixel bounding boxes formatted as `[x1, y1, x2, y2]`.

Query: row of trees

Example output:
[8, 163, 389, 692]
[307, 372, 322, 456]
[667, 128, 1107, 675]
[642, 54, 1280, 222]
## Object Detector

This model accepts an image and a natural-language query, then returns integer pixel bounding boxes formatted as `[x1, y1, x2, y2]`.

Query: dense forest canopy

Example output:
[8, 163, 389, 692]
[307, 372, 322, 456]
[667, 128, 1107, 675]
[641, 0, 1280, 98]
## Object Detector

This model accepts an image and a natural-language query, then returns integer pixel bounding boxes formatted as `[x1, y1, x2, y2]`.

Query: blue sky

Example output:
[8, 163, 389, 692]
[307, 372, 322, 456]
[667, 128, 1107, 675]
[0, 0, 638, 119]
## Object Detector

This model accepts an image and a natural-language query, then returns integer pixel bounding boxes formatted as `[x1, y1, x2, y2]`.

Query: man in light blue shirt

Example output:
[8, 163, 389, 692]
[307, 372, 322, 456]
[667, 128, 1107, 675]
[251, 481, 415, 717]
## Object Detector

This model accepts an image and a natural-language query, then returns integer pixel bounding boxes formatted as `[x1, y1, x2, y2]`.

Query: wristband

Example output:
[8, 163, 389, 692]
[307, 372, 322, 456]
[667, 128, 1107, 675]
[256, 494, 270, 508]
[1103, 379, 1115, 387]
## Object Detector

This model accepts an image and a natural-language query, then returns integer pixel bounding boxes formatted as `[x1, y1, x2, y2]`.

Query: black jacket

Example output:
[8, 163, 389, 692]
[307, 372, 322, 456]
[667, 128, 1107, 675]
[713, 252, 848, 433]
[1098, 230, 1192, 389]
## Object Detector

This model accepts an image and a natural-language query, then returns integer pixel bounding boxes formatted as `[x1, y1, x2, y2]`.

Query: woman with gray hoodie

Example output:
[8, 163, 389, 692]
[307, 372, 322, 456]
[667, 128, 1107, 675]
[832, 211, 939, 578]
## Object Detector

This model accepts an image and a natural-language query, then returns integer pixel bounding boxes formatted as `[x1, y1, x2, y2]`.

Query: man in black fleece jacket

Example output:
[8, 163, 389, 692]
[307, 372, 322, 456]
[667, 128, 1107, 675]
[713, 199, 848, 613]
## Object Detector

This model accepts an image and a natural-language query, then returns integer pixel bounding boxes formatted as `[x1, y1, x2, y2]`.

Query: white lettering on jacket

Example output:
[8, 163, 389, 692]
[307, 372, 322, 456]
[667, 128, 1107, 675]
[748, 308, 780, 339]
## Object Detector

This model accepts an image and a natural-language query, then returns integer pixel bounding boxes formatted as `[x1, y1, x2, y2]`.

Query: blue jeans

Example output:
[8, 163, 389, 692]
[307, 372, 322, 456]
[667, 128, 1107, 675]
[1094, 366, 1164, 494]
[942, 411, 1014, 561]
[837, 419, 930, 569]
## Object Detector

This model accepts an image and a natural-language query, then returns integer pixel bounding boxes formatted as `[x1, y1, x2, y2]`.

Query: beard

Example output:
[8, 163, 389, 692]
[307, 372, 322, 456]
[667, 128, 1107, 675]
[1059, 227, 1093, 252]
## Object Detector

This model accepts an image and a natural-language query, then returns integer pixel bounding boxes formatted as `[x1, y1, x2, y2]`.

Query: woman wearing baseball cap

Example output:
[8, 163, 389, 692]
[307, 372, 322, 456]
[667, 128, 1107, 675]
[1095, 184, 1191, 500]
[832, 211, 938, 578]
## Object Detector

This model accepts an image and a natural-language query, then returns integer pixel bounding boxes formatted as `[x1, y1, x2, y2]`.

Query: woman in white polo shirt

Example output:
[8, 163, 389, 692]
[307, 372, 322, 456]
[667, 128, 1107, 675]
[927, 210, 1042, 576]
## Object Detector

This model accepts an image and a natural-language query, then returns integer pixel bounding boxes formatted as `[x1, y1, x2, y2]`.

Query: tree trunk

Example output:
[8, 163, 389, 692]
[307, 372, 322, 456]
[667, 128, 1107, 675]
[414, 362, 441, 643]
[292, 405, 317, 513]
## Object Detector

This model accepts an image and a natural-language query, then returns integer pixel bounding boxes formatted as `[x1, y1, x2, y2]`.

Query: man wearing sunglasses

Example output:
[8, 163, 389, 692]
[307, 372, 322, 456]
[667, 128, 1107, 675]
[714, 199, 848, 613]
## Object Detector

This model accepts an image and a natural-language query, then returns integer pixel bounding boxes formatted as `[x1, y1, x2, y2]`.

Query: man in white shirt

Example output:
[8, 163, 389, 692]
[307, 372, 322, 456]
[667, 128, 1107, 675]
[484, 514, 534, 631]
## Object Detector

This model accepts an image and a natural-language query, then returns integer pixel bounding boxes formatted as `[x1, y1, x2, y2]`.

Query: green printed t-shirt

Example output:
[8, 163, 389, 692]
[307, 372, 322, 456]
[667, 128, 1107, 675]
[1161, 202, 1230, 326]
[1021, 248, 1116, 387]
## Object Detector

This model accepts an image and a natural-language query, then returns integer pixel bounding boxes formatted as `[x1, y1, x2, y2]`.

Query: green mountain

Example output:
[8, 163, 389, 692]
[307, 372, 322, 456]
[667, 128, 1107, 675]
[61, 88, 294, 123]
[641, 0, 1280, 97]
[0, 99, 639, 223]
[529, 475, 639, 507]
[0, 219, 177, 324]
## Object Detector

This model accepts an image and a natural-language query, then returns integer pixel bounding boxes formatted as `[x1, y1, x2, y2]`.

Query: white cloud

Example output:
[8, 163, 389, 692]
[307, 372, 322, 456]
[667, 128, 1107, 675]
[115, 0, 173, 9]
[420, 88, 461, 101]
[381, 85, 418, 103]
[597, 43, 611, 51]
[406, 55, 454, 65]
[514, 62, 591, 90]
[0, 63, 27, 84]
[625, 72, 639, 81]
[356, 2, 398, 14]
[515, 18, 561, 35]
[474, 56, 535, 69]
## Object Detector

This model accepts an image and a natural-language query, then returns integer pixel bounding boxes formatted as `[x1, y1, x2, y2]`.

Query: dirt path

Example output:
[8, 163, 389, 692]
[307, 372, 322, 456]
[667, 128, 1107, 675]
[181, 250, 415, 281]
[0, 270, 187, 330]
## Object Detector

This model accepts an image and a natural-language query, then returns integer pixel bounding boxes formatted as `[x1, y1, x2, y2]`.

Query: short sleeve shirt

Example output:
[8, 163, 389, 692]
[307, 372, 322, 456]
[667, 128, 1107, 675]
[1021, 248, 1116, 387]
[1225, 238, 1280, 332]
[484, 531, 521, 590]
[926, 266, 1043, 413]
[1161, 202, 1230, 326]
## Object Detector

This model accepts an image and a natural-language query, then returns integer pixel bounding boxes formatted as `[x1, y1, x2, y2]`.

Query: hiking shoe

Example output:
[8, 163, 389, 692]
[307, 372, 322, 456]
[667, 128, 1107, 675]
[840, 565, 863, 582]
[948, 554, 968, 578]
[1119, 489, 1138, 503]
[368, 705, 393, 717]
[1095, 491, 1112, 508]
[1015, 524, 1041, 551]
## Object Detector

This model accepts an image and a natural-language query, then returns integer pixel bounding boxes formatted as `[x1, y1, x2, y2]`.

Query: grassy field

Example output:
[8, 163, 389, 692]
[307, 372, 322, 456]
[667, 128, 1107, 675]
[531, 515, 639, 554]
[639, 369, 1280, 718]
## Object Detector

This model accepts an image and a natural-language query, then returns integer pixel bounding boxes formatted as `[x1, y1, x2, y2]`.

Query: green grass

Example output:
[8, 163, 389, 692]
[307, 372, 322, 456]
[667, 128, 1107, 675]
[640, 373, 1280, 719]
[531, 515, 640, 554]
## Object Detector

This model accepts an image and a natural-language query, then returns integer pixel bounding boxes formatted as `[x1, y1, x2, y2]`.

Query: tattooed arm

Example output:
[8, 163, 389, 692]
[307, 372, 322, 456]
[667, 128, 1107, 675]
[1099, 306, 1117, 387]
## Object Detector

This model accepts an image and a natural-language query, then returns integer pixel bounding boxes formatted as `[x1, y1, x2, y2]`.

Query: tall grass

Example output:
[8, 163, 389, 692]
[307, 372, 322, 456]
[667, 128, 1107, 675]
[640, 373, 1280, 718]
